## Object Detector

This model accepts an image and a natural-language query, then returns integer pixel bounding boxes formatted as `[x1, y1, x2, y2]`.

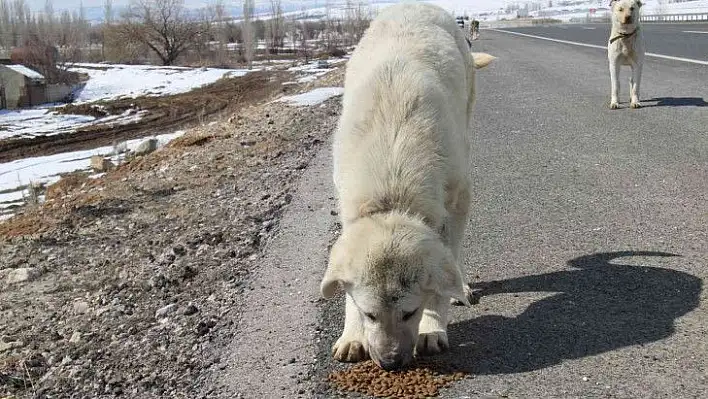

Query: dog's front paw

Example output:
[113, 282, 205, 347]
[332, 335, 369, 362]
[609, 101, 620, 109]
[416, 331, 449, 355]
[450, 285, 481, 306]
[630, 101, 642, 109]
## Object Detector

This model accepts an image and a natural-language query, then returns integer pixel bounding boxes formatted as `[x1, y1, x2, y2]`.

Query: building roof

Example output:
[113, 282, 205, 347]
[3, 64, 45, 80]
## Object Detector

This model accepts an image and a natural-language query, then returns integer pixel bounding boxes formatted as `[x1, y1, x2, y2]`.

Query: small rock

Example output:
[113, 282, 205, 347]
[182, 304, 199, 316]
[90, 155, 114, 172]
[196, 319, 217, 336]
[6, 267, 40, 284]
[157, 251, 176, 265]
[134, 138, 158, 156]
[0, 340, 25, 353]
[155, 303, 178, 318]
[172, 245, 187, 256]
[69, 332, 82, 344]
[73, 301, 90, 315]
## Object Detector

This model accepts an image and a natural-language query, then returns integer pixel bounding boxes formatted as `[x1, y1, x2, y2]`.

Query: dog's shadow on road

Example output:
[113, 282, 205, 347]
[442, 251, 702, 375]
[644, 97, 708, 107]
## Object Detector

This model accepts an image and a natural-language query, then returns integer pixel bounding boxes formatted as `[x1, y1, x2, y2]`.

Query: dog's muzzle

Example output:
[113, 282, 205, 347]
[370, 346, 413, 370]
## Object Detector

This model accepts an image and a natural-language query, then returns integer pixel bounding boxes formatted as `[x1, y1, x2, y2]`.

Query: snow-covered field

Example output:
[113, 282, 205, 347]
[0, 59, 345, 142]
[0, 64, 250, 142]
[0, 59, 345, 217]
[69, 63, 251, 103]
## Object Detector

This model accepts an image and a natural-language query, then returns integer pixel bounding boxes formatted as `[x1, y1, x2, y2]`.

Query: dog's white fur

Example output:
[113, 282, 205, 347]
[320, 1, 494, 370]
[608, 0, 645, 109]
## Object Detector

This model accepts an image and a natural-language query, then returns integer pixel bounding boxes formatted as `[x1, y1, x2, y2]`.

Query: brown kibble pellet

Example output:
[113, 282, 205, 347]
[327, 358, 467, 398]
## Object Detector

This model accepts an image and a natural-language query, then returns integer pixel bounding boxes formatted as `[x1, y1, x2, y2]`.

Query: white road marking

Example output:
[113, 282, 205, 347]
[491, 29, 708, 66]
[683, 30, 708, 34]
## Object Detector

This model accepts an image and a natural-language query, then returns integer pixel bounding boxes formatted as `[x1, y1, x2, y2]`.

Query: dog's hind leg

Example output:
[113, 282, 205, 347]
[609, 59, 621, 109]
[331, 294, 369, 362]
[630, 62, 643, 108]
[445, 183, 479, 306]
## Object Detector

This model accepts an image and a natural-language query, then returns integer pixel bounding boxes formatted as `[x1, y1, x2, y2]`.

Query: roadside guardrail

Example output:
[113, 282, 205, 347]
[641, 12, 708, 22]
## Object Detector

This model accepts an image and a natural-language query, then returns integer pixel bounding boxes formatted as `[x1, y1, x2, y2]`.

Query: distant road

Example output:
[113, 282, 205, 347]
[491, 23, 708, 63]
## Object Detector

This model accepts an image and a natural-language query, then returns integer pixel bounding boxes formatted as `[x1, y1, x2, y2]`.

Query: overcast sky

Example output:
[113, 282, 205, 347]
[25, 0, 511, 12]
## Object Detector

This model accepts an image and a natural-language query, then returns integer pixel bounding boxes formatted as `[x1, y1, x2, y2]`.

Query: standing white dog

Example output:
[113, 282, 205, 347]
[320, 2, 494, 370]
[608, 0, 645, 109]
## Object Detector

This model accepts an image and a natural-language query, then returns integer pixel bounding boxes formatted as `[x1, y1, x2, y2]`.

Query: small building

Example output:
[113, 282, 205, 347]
[0, 64, 46, 109]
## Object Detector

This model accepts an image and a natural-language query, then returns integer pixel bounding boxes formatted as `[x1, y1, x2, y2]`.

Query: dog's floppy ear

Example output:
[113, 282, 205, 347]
[424, 246, 470, 306]
[471, 52, 496, 69]
[320, 234, 355, 299]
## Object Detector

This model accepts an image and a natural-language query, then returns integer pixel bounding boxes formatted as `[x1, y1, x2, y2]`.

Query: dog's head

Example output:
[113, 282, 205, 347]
[610, 0, 642, 27]
[320, 211, 468, 370]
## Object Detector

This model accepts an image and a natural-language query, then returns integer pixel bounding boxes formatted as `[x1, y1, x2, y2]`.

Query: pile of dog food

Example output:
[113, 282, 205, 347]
[328, 359, 467, 398]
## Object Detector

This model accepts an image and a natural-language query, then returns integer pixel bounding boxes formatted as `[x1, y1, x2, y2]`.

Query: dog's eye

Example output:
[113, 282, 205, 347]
[402, 308, 419, 321]
[364, 312, 376, 322]
[630, 7, 634, 10]
[619, 7, 624, 11]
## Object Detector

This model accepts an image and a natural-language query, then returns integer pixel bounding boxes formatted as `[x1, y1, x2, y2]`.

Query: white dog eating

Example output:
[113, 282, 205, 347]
[319, 2, 494, 370]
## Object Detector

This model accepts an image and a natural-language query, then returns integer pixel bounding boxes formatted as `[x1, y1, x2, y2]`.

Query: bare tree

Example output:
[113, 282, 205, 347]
[287, 13, 297, 52]
[299, 8, 311, 63]
[118, 0, 202, 66]
[242, 0, 254, 69]
[213, 0, 228, 65]
[42, 0, 56, 43]
[100, 0, 114, 59]
[267, 0, 283, 53]
[104, 0, 113, 25]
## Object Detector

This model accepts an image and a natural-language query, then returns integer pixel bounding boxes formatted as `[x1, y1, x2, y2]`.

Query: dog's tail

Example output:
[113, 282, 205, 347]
[472, 52, 496, 69]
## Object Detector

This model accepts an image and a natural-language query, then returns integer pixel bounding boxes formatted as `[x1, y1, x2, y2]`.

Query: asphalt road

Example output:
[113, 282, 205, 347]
[434, 29, 708, 398]
[494, 23, 708, 62]
[221, 29, 708, 398]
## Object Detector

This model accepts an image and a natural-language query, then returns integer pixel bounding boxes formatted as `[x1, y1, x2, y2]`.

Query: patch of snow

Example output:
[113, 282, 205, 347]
[0, 107, 96, 140]
[5, 64, 45, 80]
[276, 87, 344, 107]
[69, 63, 253, 103]
[297, 75, 318, 83]
[0, 130, 187, 211]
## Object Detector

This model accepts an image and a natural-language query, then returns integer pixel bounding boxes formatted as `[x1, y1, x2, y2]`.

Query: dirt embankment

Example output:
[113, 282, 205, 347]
[0, 66, 345, 398]
[0, 70, 299, 163]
